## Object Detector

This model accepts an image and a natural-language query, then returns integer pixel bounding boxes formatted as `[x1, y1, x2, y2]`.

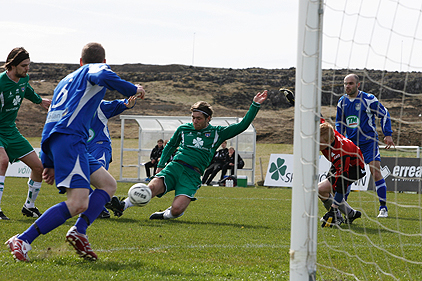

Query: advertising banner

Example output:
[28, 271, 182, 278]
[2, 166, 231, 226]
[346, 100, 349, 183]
[264, 154, 371, 190]
[264, 154, 420, 193]
[381, 157, 422, 193]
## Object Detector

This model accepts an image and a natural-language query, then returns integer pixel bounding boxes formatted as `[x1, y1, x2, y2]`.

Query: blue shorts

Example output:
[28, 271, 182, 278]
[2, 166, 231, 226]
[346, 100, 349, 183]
[88, 145, 112, 170]
[41, 133, 102, 193]
[358, 140, 381, 164]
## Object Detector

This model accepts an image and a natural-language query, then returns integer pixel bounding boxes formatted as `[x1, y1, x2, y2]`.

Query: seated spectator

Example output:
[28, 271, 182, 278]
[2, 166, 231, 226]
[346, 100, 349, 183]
[201, 140, 228, 185]
[221, 146, 245, 178]
[144, 139, 164, 181]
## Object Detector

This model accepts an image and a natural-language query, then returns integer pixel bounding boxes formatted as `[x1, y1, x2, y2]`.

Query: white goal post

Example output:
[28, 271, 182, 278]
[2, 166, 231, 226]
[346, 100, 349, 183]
[291, 0, 422, 280]
[289, 0, 322, 280]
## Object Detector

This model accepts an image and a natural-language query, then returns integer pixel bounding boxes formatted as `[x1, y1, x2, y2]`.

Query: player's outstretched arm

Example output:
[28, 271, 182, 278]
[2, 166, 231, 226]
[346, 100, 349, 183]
[253, 90, 268, 104]
[40, 98, 51, 110]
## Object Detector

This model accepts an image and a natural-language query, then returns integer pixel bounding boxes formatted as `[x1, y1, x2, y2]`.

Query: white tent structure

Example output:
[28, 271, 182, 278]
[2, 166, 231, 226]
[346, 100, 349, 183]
[119, 115, 256, 186]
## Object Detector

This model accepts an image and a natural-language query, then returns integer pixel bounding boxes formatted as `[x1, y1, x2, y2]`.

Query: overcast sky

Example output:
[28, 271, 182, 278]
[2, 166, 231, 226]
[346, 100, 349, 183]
[1, 0, 421, 71]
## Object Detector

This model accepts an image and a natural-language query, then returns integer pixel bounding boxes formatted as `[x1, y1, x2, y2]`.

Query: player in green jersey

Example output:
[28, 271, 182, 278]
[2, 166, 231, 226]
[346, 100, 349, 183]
[0, 47, 51, 220]
[107, 90, 268, 219]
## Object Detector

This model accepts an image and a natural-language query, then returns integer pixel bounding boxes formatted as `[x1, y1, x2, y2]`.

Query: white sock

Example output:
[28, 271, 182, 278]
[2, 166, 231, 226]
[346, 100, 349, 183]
[163, 207, 175, 219]
[123, 198, 134, 210]
[163, 206, 183, 219]
[24, 179, 42, 208]
[0, 175, 5, 211]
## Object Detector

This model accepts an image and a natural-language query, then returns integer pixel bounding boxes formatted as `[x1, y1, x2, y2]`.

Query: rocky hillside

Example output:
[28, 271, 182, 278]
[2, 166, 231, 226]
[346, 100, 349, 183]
[13, 63, 422, 146]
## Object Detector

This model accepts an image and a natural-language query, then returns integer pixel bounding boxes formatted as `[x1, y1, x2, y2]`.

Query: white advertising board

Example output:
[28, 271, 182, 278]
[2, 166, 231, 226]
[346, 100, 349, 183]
[264, 154, 371, 190]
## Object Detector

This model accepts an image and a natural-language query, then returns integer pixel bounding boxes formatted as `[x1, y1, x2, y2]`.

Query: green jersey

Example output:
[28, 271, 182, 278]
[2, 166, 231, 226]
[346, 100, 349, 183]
[0, 71, 42, 131]
[158, 101, 261, 173]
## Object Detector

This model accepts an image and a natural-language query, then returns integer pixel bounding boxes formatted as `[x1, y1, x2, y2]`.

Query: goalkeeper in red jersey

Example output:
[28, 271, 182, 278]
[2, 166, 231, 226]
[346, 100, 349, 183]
[319, 122, 366, 227]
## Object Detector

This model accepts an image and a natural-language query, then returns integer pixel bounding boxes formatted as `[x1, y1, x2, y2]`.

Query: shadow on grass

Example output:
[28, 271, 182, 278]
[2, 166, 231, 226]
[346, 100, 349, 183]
[14, 255, 206, 279]
[97, 216, 271, 230]
[155, 218, 271, 230]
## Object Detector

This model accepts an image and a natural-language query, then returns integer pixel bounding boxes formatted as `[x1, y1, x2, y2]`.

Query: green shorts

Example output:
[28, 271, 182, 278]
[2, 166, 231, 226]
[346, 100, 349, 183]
[155, 161, 202, 200]
[0, 128, 34, 163]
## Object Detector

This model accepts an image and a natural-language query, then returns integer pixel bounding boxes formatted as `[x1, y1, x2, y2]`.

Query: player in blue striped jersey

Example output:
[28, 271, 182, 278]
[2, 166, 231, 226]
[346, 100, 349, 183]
[336, 74, 395, 218]
[88, 97, 137, 170]
[6, 42, 145, 262]
[88, 96, 138, 218]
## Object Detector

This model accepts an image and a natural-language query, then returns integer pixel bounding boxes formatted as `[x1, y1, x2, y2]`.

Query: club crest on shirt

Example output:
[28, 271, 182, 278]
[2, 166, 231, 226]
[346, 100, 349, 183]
[204, 132, 211, 137]
[193, 137, 204, 148]
[355, 102, 361, 111]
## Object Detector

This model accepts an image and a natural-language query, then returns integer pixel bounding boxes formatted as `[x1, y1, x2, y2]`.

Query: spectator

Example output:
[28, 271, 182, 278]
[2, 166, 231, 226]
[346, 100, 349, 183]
[220, 146, 245, 179]
[144, 139, 164, 181]
[201, 140, 228, 185]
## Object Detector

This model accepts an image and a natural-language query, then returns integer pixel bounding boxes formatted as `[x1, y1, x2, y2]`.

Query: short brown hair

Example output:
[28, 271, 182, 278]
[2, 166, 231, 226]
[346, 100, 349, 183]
[190, 101, 213, 118]
[320, 122, 335, 144]
[2, 47, 30, 70]
[81, 42, 105, 64]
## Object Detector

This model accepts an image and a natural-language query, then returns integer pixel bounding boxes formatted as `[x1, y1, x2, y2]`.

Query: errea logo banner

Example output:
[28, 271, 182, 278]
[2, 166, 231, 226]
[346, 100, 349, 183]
[381, 157, 422, 193]
[346, 115, 360, 128]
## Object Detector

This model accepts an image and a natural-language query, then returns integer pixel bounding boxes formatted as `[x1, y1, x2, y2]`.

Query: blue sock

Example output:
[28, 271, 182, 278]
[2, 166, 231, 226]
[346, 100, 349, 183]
[75, 189, 110, 235]
[18, 202, 71, 244]
[333, 192, 344, 207]
[375, 178, 387, 211]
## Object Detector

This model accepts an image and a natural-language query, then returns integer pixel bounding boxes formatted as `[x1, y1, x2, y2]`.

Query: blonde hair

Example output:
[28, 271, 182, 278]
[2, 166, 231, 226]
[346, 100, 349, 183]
[320, 122, 335, 144]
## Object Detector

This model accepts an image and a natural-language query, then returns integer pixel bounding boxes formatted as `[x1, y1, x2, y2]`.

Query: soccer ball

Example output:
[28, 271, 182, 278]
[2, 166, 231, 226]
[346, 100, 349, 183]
[128, 183, 152, 207]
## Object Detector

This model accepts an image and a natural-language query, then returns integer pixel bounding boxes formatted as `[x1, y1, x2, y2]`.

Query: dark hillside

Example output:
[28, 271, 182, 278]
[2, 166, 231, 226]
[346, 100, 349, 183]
[9, 62, 422, 146]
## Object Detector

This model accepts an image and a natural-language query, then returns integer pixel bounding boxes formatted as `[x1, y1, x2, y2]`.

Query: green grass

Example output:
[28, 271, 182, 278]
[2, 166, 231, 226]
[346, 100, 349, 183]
[1, 178, 290, 280]
[2, 138, 420, 280]
[1, 178, 421, 280]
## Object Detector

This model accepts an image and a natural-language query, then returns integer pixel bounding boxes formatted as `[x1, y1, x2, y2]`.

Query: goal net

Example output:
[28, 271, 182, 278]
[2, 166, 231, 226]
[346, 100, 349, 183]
[291, 0, 422, 280]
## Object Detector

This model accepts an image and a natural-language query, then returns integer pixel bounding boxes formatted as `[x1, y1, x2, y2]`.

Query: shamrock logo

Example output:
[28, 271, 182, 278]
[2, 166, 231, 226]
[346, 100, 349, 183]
[13, 95, 21, 106]
[193, 137, 203, 148]
[269, 157, 287, 181]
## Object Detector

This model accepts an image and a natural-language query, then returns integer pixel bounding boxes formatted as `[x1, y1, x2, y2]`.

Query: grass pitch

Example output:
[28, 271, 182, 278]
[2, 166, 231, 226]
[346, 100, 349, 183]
[1, 140, 421, 280]
[1, 178, 421, 280]
[0, 178, 291, 280]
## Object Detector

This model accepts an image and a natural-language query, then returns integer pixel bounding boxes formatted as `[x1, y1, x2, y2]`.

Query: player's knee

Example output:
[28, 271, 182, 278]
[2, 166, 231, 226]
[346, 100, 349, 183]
[0, 156, 9, 170]
[67, 201, 89, 216]
[103, 180, 117, 197]
[31, 162, 44, 176]
[372, 171, 383, 181]
[148, 178, 164, 197]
